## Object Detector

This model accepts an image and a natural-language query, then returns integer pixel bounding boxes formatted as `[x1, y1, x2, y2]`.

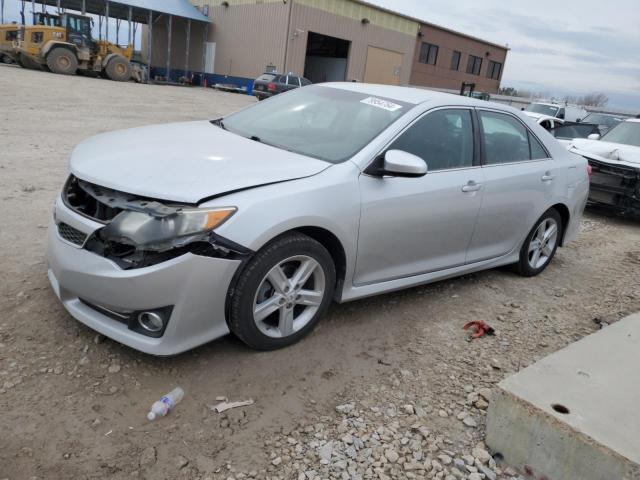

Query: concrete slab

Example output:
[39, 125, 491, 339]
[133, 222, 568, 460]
[486, 313, 640, 480]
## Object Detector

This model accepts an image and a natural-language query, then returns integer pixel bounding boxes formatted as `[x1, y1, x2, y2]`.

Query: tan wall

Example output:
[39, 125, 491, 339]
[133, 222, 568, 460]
[410, 23, 508, 94]
[200, 1, 290, 77]
[286, 2, 417, 85]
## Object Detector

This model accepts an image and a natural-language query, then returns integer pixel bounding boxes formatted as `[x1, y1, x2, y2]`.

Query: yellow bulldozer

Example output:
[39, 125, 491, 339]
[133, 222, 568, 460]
[5, 12, 134, 81]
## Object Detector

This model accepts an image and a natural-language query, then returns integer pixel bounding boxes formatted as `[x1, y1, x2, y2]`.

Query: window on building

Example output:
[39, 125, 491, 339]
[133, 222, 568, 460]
[487, 60, 502, 80]
[450, 51, 461, 71]
[419, 42, 439, 66]
[466, 55, 482, 76]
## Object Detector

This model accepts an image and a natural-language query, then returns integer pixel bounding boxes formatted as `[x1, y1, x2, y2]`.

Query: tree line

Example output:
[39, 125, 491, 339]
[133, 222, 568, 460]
[498, 87, 609, 107]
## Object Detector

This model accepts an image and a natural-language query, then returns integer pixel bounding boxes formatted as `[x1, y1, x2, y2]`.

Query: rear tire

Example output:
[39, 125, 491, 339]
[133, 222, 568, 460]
[229, 232, 336, 350]
[514, 208, 563, 277]
[46, 48, 78, 75]
[105, 56, 131, 82]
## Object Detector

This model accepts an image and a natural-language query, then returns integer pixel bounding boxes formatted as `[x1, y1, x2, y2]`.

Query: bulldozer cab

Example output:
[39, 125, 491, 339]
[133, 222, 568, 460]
[34, 12, 61, 27]
[60, 13, 93, 50]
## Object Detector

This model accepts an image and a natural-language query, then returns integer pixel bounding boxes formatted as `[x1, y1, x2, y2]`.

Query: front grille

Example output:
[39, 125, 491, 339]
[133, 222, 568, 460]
[57, 222, 88, 246]
[63, 175, 124, 223]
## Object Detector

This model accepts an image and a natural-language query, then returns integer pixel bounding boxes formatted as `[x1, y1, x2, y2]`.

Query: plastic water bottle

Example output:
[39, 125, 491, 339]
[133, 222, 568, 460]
[147, 387, 184, 421]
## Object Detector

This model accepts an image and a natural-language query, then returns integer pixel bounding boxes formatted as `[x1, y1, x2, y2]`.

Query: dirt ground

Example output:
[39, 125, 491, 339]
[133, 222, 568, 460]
[1, 65, 639, 480]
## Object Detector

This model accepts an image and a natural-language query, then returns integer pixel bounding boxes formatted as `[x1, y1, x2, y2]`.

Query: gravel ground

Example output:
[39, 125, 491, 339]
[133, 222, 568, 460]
[1, 65, 639, 480]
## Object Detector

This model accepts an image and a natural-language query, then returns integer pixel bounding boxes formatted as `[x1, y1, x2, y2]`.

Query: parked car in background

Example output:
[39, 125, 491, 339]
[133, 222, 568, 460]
[580, 112, 625, 135]
[569, 119, 640, 217]
[253, 72, 312, 100]
[48, 84, 589, 355]
[524, 103, 587, 123]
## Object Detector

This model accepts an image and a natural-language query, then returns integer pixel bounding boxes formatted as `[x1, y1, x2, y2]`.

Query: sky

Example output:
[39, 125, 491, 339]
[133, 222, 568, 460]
[2, 1, 639, 110]
[367, 0, 640, 110]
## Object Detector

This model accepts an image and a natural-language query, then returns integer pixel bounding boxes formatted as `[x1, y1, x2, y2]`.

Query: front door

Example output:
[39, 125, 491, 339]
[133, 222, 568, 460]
[355, 108, 483, 285]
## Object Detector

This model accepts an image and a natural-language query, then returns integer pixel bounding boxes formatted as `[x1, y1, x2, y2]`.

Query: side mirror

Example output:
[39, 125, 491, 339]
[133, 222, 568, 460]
[587, 133, 601, 140]
[381, 150, 428, 178]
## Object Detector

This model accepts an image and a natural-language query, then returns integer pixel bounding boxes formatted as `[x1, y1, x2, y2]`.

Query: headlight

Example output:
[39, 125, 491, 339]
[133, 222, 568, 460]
[99, 207, 236, 252]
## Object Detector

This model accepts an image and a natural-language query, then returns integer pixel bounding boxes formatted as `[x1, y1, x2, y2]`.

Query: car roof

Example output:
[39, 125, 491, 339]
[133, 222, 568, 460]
[319, 82, 499, 108]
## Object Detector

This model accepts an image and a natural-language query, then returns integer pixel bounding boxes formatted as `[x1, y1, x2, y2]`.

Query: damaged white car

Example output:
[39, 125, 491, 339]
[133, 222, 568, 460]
[569, 118, 640, 216]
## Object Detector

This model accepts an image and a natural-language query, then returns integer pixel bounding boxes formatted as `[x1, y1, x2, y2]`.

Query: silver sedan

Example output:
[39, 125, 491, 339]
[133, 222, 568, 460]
[48, 83, 589, 355]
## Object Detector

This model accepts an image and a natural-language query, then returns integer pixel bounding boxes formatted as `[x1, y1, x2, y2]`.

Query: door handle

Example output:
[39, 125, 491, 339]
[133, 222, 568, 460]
[541, 172, 555, 182]
[462, 181, 482, 193]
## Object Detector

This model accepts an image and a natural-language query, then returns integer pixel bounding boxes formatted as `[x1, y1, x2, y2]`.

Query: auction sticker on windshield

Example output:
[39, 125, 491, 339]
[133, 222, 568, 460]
[360, 97, 403, 112]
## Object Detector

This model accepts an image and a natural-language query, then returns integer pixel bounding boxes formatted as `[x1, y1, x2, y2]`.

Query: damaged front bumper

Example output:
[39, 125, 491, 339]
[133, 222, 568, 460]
[48, 193, 245, 355]
[586, 158, 640, 217]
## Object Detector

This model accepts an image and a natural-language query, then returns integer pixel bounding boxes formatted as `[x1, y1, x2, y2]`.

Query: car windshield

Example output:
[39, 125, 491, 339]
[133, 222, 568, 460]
[222, 86, 411, 163]
[601, 121, 640, 147]
[526, 104, 560, 117]
[582, 113, 622, 127]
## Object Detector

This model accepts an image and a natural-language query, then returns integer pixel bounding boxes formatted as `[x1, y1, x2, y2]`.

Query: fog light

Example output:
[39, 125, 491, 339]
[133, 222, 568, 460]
[137, 311, 165, 333]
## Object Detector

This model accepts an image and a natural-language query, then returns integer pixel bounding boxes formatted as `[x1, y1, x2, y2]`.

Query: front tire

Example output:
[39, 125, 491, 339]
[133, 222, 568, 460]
[515, 208, 563, 277]
[104, 56, 131, 82]
[229, 232, 336, 350]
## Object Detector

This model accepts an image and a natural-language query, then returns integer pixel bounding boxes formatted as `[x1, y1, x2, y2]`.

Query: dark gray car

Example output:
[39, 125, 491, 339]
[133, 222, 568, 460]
[253, 73, 312, 101]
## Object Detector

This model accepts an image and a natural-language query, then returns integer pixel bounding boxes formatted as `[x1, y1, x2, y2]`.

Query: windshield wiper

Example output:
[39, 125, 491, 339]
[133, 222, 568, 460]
[250, 135, 261, 142]
[211, 118, 226, 130]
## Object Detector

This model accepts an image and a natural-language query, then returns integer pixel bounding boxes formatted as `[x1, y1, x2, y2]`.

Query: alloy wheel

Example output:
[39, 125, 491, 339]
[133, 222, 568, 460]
[527, 218, 558, 269]
[253, 255, 326, 339]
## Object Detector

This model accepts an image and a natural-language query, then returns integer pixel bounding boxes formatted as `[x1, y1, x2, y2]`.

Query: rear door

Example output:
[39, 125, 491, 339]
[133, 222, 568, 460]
[355, 107, 484, 285]
[466, 109, 559, 263]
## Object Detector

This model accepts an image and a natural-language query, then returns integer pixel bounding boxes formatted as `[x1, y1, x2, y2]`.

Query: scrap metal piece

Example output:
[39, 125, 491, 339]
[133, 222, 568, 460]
[209, 399, 255, 413]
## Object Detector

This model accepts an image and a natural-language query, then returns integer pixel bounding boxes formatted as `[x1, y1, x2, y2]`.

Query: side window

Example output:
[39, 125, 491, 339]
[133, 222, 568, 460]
[479, 111, 546, 164]
[557, 108, 565, 119]
[388, 109, 474, 172]
[529, 132, 548, 159]
[287, 76, 300, 86]
[300, 77, 312, 86]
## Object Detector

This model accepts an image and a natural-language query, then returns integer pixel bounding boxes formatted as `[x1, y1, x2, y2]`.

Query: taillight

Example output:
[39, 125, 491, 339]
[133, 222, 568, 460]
[587, 164, 593, 177]
[267, 82, 277, 91]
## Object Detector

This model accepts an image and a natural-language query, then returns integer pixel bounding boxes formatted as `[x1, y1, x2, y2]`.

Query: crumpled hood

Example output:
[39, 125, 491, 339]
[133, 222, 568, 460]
[524, 112, 544, 120]
[569, 138, 640, 168]
[70, 121, 331, 203]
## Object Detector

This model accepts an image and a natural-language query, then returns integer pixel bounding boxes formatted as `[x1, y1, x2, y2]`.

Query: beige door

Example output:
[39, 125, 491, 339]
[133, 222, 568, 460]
[363, 46, 403, 85]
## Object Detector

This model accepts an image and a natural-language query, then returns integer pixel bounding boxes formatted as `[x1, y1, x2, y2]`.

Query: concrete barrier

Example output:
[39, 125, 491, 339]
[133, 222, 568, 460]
[486, 313, 640, 480]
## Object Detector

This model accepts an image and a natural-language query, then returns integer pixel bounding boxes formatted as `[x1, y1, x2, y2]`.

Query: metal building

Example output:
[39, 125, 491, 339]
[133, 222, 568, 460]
[143, 0, 508, 94]
[15, 0, 210, 81]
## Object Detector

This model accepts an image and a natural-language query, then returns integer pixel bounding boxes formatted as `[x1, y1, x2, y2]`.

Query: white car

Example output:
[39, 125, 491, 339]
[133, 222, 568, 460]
[569, 119, 640, 216]
[47, 84, 590, 355]
[524, 103, 587, 123]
